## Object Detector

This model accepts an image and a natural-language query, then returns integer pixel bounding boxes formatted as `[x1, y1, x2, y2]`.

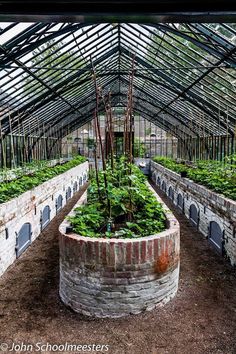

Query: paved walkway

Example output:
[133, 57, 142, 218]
[0, 183, 236, 354]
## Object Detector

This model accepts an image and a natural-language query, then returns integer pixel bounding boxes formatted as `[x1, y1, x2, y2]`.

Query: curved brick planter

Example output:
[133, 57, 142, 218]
[59, 185, 180, 318]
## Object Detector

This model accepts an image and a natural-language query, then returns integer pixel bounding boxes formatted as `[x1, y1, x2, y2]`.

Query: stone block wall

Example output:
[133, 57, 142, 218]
[59, 184, 180, 318]
[151, 161, 236, 265]
[0, 161, 89, 277]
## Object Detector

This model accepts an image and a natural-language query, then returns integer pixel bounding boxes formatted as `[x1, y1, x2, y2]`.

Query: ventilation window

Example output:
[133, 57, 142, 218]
[5, 228, 9, 240]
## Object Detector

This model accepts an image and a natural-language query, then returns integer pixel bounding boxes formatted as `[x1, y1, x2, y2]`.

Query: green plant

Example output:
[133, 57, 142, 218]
[69, 158, 166, 238]
[153, 156, 236, 201]
[87, 138, 95, 149]
[0, 155, 86, 204]
[133, 138, 147, 158]
[145, 127, 151, 136]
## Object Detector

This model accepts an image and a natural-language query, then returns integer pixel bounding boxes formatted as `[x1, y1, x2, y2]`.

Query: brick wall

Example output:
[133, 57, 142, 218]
[151, 161, 236, 265]
[0, 161, 89, 277]
[59, 184, 180, 318]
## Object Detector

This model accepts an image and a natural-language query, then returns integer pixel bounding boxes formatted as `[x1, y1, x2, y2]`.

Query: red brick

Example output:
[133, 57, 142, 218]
[107, 241, 116, 266]
[141, 240, 147, 263]
[94, 241, 100, 263]
[116, 242, 125, 267]
[133, 241, 140, 264]
[101, 242, 107, 265]
[126, 242, 132, 265]
[147, 240, 153, 261]
[79, 240, 85, 262]
[160, 238, 165, 258]
[168, 238, 174, 256]
[85, 241, 93, 264]
[154, 238, 159, 259]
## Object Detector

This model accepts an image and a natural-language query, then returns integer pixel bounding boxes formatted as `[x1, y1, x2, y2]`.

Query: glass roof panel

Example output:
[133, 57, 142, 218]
[0, 22, 235, 138]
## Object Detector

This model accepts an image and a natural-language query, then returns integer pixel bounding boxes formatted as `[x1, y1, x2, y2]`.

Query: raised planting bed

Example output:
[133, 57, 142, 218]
[59, 163, 180, 318]
[0, 156, 89, 277]
[0, 157, 70, 183]
[151, 159, 236, 265]
[153, 156, 236, 201]
[0, 155, 86, 204]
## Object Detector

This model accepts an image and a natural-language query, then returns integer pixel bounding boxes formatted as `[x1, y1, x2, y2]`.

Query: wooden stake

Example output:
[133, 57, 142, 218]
[17, 113, 24, 165]
[0, 119, 7, 171]
[91, 58, 111, 217]
[102, 91, 114, 170]
[8, 108, 16, 169]
[93, 112, 101, 200]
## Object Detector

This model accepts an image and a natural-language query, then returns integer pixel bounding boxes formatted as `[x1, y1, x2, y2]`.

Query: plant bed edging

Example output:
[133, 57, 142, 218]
[0, 161, 89, 278]
[59, 183, 180, 318]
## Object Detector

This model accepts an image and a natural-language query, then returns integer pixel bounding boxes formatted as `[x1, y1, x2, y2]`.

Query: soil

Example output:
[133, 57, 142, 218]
[0, 183, 236, 354]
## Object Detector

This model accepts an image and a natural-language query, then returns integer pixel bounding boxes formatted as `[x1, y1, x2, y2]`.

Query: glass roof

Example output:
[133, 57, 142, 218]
[0, 22, 235, 140]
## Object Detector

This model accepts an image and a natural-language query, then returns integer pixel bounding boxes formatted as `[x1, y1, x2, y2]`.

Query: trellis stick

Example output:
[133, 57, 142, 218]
[123, 105, 128, 155]
[104, 96, 109, 160]
[125, 57, 135, 221]
[129, 57, 135, 164]
[54, 125, 60, 160]
[0, 119, 7, 171]
[21, 114, 28, 164]
[60, 122, 67, 158]
[226, 106, 229, 159]
[93, 112, 101, 201]
[17, 113, 24, 165]
[42, 123, 47, 161]
[36, 117, 42, 162]
[108, 93, 114, 170]
[102, 91, 114, 170]
[92, 76, 106, 173]
[8, 108, 16, 169]
[91, 58, 111, 217]
[48, 123, 53, 160]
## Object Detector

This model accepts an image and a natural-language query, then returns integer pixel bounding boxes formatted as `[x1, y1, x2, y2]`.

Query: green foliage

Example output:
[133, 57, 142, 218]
[0, 155, 86, 204]
[153, 156, 188, 174]
[133, 138, 147, 158]
[69, 158, 166, 239]
[68, 203, 105, 238]
[0, 159, 50, 182]
[145, 127, 152, 136]
[87, 138, 95, 149]
[153, 156, 236, 201]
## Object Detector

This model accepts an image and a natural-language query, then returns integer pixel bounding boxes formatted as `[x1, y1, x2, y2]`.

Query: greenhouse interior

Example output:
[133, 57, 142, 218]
[0, 2, 236, 353]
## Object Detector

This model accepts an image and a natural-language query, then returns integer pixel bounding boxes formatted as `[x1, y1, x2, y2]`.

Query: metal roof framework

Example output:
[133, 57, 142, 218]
[0, 22, 236, 141]
[0, 1, 236, 23]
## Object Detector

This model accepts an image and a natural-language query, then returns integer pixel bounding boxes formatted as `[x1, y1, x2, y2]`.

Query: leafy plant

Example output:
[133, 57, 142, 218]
[153, 156, 236, 201]
[87, 138, 95, 149]
[69, 158, 166, 239]
[0, 155, 86, 204]
[133, 138, 147, 158]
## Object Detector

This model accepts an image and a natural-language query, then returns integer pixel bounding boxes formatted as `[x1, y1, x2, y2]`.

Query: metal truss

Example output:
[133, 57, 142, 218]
[0, 22, 235, 140]
[0, 1, 236, 23]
